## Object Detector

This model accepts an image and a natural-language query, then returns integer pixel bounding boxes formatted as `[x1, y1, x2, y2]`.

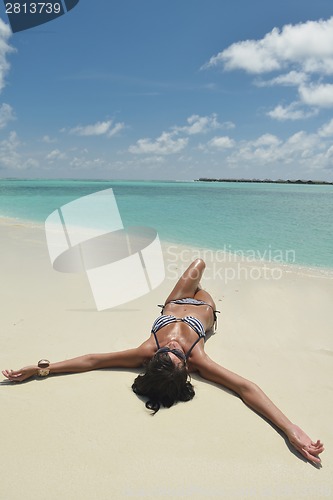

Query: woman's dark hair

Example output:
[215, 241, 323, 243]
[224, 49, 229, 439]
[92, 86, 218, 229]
[132, 353, 195, 414]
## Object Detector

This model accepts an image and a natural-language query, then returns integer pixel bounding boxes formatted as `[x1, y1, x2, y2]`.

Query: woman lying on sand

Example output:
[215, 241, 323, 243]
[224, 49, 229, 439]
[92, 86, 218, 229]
[2, 259, 324, 464]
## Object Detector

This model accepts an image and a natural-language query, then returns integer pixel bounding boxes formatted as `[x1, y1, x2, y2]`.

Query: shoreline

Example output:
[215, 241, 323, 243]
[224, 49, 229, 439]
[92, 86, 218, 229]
[1, 215, 333, 279]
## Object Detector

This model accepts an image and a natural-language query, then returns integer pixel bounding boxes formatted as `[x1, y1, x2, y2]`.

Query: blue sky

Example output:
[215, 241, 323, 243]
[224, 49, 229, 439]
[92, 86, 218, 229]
[1, 0, 333, 180]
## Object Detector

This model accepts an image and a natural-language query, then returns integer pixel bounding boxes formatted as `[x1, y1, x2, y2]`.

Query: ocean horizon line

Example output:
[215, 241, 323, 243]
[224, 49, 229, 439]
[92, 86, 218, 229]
[1, 176, 333, 185]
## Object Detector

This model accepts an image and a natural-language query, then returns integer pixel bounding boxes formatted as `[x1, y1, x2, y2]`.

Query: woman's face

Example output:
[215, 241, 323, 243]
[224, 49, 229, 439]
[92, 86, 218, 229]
[164, 340, 186, 366]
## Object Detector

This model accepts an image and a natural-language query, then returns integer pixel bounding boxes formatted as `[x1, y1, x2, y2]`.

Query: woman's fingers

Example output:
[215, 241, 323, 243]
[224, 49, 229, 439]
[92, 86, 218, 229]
[302, 449, 320, 463]
[300, 443, 324, 463]
[2, 369, 22, 381]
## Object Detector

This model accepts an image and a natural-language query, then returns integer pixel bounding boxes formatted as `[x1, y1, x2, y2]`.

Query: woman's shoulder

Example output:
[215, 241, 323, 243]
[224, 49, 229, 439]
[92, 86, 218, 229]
[137, 337, 157, 361]
[186, 347, 209, 372]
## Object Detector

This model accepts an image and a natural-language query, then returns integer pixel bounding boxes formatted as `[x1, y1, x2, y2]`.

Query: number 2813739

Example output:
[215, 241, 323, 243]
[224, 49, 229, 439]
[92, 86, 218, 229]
[5, 3, 62, 14]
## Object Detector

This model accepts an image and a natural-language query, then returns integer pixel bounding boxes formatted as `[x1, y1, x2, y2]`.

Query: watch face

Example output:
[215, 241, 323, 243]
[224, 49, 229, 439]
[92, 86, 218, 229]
[38, 368, 50, 377]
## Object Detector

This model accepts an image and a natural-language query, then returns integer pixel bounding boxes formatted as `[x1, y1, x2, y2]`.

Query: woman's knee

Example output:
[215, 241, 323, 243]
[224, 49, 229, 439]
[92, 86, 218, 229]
[194, 258, 205, 268]
[187, 259, 205, 281]
[191, 259, 206, 275]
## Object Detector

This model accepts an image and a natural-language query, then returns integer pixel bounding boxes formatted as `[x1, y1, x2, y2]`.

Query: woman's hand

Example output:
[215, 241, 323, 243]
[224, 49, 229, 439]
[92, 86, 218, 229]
[2, 366, 38, 383]
[287, 424, 324, 464]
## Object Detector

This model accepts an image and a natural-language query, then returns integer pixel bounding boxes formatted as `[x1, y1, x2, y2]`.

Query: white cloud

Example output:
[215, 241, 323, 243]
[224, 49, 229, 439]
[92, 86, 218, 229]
[0, 131, 38, 170]
[318, 118, 333, 137]
[204, 17, 333, 75]
[129, 114, 233, 156]
[69, 119, 124, 137]
[23, 158, 39, 169]
[267, 103, 318, 120]
[135, 155, 165, 165]
[46, 149, 67, 162]
[204, 17, 333, 121]
[0, 19, 14, 93]
[69, 120, 112, 136]
[0, 131, 20, 169]
[129, 131, 188, 155]
[184, 114, 218, 134]
[173, 113, 230, 135]
[207, 136, 235, 150]
[69, 156, 106, 169]
[225, 129, 333, 173]
[252, 134, 281, 147]
[256, 71, 308, 87]
[206, 36, 281, 73]
[0, 103, 15, 128]
[42, 135, 57, 143]
[299, 83, 333, 107]
[107, 122, 125, 137]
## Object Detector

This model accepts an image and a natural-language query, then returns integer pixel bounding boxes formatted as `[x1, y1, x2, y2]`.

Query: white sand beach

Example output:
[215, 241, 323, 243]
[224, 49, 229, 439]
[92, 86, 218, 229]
[1, 218, 332, 500]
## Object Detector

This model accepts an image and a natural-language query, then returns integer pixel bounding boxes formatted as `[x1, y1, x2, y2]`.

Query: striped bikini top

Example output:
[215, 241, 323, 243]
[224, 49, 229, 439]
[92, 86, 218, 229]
[151, 314, 206, 359]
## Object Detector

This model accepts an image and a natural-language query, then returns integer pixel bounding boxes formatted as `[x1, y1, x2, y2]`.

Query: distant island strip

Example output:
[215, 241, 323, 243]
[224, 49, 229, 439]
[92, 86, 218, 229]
[195, 178, 333, 185]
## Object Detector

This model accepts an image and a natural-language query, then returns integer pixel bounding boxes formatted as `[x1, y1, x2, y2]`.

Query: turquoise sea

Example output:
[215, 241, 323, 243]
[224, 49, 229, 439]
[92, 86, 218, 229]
[0, 178, 332, 270]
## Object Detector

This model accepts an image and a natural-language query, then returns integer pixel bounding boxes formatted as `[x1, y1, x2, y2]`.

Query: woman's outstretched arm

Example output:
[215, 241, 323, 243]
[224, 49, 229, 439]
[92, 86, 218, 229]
[2, 345, 150, 383]
[194, 353, 324, 464]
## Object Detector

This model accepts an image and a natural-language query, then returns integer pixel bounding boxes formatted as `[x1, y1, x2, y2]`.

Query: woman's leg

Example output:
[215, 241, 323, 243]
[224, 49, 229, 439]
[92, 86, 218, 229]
[164, 259, 206, 303]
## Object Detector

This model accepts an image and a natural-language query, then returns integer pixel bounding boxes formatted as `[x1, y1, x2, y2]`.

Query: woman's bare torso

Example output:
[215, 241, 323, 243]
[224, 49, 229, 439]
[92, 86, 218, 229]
[146, 301, 216, 370]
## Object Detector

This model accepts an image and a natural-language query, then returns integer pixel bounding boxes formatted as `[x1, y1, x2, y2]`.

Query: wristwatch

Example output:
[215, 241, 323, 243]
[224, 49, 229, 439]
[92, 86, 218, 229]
[37, 359, 50, 377]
